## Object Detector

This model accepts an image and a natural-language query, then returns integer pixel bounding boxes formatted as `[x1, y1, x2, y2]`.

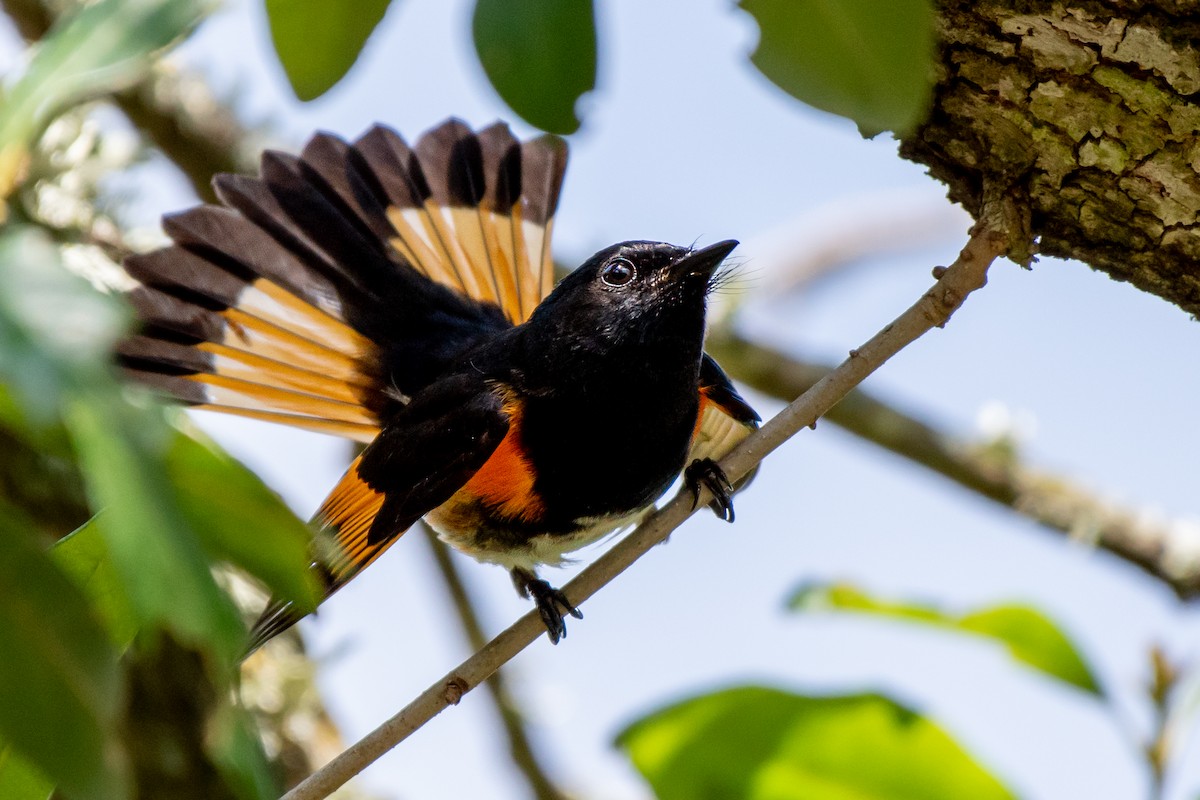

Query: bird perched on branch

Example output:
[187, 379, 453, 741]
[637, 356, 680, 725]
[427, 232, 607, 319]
[117, 118, 759, 651]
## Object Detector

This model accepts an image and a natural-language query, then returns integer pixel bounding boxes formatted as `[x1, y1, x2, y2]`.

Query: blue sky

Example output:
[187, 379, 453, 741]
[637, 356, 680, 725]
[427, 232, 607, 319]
[10, 0, 1200, 797]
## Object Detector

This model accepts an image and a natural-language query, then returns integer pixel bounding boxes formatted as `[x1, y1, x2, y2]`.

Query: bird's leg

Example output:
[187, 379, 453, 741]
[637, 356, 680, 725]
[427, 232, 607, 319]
[685, 457, 736, 523]
[511, 566, 582, 645]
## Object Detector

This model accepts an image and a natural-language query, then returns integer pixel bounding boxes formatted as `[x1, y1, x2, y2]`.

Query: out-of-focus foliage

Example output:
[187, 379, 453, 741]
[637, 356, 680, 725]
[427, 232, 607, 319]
[789, 581, 1103, 695]
[0, 505, 126, 800]
[472, 0, 596, 134]
[167, 431, 320, 611]
[264, 0, 393, 101]
[0, 0, 205, 204]
[0, 1, 318, 782]
[53, 519, 140, 649]
[0, 217, 322, 797]
[617, 687, 1016, 800]
[738, 0, 935, 136]
[0, 746, 53, 800]
[258, 0, 931, 137]
[0, 222, 304, 799]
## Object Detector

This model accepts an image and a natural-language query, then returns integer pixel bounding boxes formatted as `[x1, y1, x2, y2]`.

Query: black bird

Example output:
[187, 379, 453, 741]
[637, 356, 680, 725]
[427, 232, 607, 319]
[117, 119, 759, 650]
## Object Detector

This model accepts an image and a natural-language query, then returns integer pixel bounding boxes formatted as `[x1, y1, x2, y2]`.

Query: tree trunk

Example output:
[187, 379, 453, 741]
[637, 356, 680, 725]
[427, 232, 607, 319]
[902, 0, 1200, 313]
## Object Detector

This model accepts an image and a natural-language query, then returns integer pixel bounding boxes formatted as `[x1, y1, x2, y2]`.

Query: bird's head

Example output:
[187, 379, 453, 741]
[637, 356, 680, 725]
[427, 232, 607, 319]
[526, 239, 738, 357]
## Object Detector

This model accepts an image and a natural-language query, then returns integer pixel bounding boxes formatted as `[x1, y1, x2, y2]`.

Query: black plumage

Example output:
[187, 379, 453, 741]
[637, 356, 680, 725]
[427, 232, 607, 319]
[118, 119, 756, 651]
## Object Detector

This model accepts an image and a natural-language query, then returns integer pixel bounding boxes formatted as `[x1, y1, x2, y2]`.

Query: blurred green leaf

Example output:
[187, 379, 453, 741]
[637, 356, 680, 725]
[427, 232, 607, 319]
[958, 606, 1102, 696]
[739, 0, 934, 136]
[0, 226, 245, 662]
[166, 429, 319, 612]
[66, 397, 246, 665]
[0, 228, 126, 424]
[0, 746, 53, 800]
[52, 516, 140, 648]
[0, 504, 126, 800]
[0, 224, 313, 665]
[789, 582, 1103, 696]
[121, 633, 272, 800]
[473, 0, 596, 134]
[265, 0, 393, 101]
[209, 704, 278, 800]
[0, 0, 205, 196]
[618, 687, 1015, 800]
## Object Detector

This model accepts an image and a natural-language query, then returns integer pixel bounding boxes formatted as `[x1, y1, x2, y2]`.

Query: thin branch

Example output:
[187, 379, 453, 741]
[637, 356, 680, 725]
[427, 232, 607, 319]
[705, 327, 1200, 600]
[280, 210, 1009, 800]
[417, 525, 569, 800]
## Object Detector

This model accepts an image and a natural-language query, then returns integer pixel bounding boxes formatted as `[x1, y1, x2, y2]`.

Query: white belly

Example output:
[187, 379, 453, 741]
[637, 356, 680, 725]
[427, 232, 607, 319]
[425, 506, 651, 572]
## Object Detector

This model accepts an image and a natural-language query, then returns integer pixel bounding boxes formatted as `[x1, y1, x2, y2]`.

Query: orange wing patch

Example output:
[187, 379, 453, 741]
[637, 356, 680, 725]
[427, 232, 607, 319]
[313, 456, 394, 587]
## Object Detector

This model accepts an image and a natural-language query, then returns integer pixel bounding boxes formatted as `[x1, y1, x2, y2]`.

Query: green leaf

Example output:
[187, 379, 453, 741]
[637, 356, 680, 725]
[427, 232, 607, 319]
[739, 0, 935, 136]
[166, 428, 319, 612]
[65, 397, 246, 665]
[789, 582, 1103, 696]
[617, 687, 1015, 800]
[0, 0, 206, 196]
[120, 633, 275, 800]
[473, 0, 596, 134]
[0, 505, 126, 799]
[52, 516, 140, 649]
[958, 606, 1102, 697]
[0, 228, 245, 663]
[209, 704, 278, 800]
[265, 0, 393, 101]
[0, 227, 127, 425]
[0, 746, 54, 800]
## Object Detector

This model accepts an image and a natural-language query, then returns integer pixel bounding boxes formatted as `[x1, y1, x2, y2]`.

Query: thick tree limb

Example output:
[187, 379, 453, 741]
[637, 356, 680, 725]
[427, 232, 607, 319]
[903, 0, 1200, 313]
[280, 209, 1010, 800]
[705, 330, 1200, 599]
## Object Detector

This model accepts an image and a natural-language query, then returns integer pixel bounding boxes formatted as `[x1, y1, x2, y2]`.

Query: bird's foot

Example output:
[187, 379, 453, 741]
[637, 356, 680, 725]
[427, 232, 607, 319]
[511, 568, 582, 645]
[685, 457, 736, 523]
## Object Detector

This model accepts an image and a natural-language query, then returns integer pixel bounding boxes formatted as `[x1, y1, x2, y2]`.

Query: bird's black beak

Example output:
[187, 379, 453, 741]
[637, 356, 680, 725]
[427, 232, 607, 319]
[672, 239, 739, 281]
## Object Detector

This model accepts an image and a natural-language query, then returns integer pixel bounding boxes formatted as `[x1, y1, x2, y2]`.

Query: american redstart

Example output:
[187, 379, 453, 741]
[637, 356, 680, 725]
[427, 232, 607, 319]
[117, 119, 759, 650]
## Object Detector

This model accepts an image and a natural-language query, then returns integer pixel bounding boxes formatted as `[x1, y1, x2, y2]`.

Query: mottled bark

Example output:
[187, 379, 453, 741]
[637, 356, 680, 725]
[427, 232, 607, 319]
[902, 1, 1200, 312]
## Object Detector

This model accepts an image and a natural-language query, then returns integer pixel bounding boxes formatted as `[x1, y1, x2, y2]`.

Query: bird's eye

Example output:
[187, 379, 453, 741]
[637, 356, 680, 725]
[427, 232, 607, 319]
[600, 258, 636, 287]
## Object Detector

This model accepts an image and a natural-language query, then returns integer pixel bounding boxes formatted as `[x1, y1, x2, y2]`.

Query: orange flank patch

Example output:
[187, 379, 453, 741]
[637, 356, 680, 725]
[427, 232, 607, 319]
[459, 400, 546, 522]
[689, 387, 755, 466]
[693, 389, 714, 437]
[314, 456, 392, 585]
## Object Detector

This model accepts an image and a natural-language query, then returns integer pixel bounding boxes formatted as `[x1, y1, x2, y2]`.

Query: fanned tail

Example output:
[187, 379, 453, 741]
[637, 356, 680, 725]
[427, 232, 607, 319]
[119, 119, 568, 437]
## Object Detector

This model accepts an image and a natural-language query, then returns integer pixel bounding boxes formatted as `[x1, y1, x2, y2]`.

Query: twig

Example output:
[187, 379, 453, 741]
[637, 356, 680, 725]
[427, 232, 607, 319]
[1145, 646, 1178, 800]
[417, 525, 569, 800]
[280, 212, 1009, 800]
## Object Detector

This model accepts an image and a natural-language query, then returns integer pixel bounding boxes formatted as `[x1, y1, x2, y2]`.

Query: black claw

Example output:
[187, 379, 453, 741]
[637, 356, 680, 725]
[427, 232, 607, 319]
[511, 569, 582, 644]
[685, 458, 736, 523]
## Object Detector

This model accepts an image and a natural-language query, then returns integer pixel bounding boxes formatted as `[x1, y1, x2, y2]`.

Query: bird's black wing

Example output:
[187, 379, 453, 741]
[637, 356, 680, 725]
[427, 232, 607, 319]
[247, 374, 510, 653]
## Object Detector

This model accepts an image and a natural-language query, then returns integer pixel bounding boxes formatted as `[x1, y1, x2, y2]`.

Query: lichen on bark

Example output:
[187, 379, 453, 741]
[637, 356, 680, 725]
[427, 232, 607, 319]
[901, 1, 1200, 313]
